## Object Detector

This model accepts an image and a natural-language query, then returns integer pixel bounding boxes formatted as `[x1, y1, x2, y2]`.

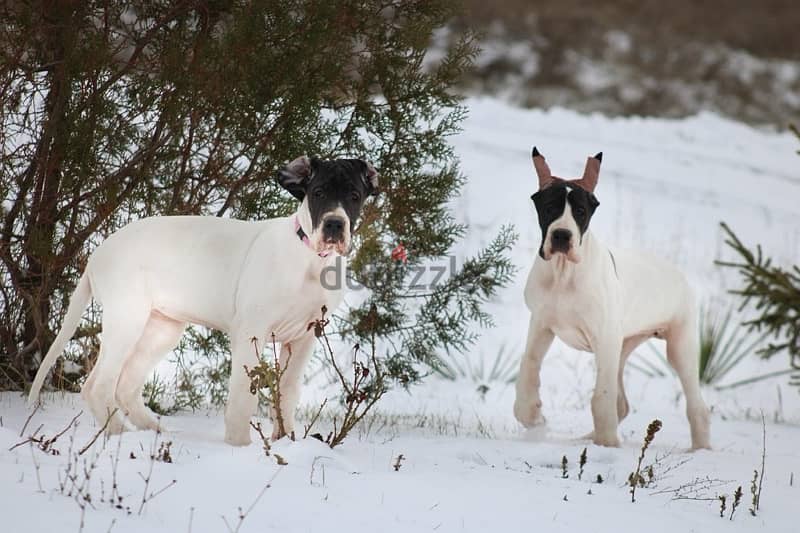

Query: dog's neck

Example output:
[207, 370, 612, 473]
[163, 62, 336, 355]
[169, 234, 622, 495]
[294, 199, 315, 236]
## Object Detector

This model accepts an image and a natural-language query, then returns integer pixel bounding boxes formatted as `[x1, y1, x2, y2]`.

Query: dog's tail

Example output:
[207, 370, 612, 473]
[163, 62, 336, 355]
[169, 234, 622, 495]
[28, 272, 92, 404]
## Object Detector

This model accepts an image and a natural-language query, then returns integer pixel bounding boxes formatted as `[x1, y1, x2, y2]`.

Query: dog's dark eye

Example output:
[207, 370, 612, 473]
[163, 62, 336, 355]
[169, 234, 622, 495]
[313, 188, 325, 198]
[547, 205, 561, 216]
[574, 206, 586, 217]
[350, 191, 361, 202]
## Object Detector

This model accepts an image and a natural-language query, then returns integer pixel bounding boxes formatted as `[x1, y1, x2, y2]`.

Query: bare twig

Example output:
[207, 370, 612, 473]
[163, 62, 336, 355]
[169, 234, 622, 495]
[222, 467, 283, 533]
[249, 420, 271, 457]
[29, 443, 44, 493]
[137, 423, 176, 515]
[652, 476, 732, 501]
[9, 410, 82, 454]
[756, 411, 766, 512]
[310, 306, 388, 448]
[79, 408, 118, 455]
[303, 398, 327, 439]
[19, 403, 40, 437]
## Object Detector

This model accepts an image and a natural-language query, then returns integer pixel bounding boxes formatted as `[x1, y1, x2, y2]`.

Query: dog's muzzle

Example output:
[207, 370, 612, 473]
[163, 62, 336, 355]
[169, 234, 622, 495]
[550, 228, 572, 254]
[322, 216, 346, 244]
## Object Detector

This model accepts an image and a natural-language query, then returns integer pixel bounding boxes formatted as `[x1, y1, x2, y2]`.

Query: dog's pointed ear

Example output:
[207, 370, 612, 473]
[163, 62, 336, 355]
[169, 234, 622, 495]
[360, 159, 379, 196]
[277, 155, 313, 201]
[532, 146, 554, 189]
[576, 152, 602, 193]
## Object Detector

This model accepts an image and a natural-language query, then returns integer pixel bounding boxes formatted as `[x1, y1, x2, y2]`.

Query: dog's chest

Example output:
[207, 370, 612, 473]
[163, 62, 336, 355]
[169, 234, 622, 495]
[270, 290, 343, 342]
[535, 287, 602, 352]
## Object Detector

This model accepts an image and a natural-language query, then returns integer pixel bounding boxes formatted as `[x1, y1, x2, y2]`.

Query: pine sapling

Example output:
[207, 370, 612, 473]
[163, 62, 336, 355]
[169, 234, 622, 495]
[578, 447, 587, 481]
[561, 455, 569, 479]
[719, 494, 727, 518]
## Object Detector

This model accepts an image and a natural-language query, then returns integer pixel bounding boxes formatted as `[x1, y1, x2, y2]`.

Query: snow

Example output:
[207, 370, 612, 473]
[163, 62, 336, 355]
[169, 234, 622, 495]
[3, 97, 800, 532]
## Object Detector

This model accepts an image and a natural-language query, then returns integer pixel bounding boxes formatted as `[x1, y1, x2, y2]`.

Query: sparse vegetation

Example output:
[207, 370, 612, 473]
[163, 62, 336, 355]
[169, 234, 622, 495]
[629, 419, 662, 503]
[730, 485, 743, 520]
[578, 447, 587, 481]
[433, 342, 520, 395]
[244, 334, 291, 440]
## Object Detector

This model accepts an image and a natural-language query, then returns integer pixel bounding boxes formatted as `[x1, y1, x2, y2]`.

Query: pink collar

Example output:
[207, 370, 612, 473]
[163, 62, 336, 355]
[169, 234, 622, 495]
[294, 216, 331, 258]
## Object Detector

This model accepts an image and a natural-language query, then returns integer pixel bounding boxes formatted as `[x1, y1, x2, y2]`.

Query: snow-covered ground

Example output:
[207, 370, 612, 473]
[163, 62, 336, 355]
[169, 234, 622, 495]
[2, 97, 799, 532]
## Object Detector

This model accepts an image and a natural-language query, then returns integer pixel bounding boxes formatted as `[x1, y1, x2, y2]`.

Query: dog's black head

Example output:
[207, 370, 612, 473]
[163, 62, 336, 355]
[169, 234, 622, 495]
[278, 156, 378, 254]
[530, 148, 601, 263]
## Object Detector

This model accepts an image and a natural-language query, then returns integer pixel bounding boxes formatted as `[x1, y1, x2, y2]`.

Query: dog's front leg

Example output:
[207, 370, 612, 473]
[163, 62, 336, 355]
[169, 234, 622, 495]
[271, 334, 315, 440]
[225, 334, 260, 446]
[591, 334, 623, 447]
[514, 315, 554, 427]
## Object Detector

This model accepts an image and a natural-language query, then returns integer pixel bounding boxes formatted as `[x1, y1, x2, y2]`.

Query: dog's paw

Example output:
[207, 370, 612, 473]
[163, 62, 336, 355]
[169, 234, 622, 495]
[592, 432, 621, 448]
[224, 428, 252, 447]
[513, 398, 546, 428]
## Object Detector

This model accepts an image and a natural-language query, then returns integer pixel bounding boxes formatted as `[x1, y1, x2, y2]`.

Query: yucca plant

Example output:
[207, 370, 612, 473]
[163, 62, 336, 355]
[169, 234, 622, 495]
[697, 306, 771, 386]
[434, 342, 519, 387]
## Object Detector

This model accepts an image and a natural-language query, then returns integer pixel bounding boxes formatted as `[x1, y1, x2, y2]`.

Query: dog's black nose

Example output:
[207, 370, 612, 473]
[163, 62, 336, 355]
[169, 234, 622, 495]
[323, 216, 345, 240]
[551, 229, 572, 252]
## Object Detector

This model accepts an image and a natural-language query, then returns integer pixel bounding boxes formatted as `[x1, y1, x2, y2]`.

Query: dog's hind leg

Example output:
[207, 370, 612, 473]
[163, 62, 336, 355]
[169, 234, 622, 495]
[115, 312, 186, 431]
[82, 300, 151, 434]
[665, 317, 711, 450]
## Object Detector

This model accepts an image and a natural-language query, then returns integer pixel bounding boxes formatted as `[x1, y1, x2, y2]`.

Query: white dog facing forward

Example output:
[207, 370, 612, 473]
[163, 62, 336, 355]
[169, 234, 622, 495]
[28, 156, 378, 446]
[514, 147, 711, 449]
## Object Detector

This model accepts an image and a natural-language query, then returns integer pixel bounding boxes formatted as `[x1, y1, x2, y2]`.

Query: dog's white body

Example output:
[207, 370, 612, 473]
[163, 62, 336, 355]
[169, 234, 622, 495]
[515, 228, 711, 449]
[515, 150, 710, 449]
[29, 201, 342, 445]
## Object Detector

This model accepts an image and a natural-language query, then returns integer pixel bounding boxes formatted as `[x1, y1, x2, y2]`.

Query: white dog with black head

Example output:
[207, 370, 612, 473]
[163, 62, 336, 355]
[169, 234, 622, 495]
[514, 147, 710, 449]
[29, 156, 378, 446]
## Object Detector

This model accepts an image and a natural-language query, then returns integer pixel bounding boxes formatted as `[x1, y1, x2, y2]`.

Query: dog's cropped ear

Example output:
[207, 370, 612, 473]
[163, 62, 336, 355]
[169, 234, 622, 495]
[575, 152, 602, 193]
[532, 146, 554, 189]
[360, 159, 379, 196]
[277, 155, 313, 201]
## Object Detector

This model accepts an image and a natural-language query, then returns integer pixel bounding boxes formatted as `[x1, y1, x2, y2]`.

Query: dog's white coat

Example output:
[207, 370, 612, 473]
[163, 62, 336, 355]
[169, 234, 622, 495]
[28, 199, 343, 445]
[514, 196, 711, 449]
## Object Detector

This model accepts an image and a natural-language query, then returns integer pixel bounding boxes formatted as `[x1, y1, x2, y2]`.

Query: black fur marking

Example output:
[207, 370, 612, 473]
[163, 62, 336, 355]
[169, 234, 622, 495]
[532, 146, 541, 157]
[531, 183, 599, 258]
[277, 158, 376, 232]
[608, 249, 618, 279]
[566, 185, 599, 239]
[594, 152, 603, 162]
